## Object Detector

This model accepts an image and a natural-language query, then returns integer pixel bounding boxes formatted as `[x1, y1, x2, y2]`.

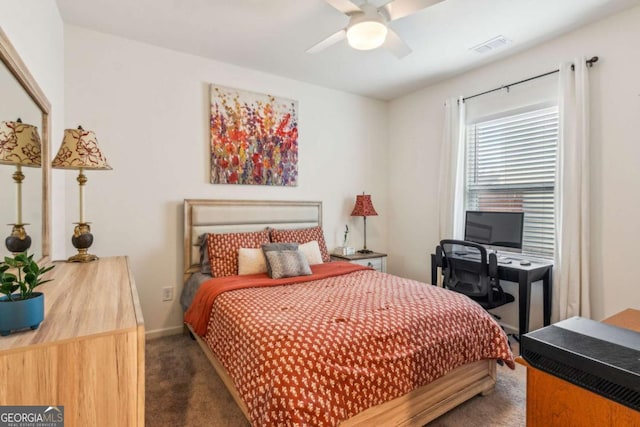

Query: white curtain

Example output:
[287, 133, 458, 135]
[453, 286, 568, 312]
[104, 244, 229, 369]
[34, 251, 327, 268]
[553, 58, 591, 321]
[437, 97, 466, 242]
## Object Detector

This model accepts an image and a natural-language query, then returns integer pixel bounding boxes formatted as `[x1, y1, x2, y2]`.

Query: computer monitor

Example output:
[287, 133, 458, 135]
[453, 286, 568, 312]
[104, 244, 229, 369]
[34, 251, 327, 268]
[464, 211, 524, 252]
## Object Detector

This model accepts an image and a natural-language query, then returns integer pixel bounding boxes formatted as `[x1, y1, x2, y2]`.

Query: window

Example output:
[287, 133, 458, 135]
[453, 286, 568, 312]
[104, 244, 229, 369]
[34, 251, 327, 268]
[465, 105, 558, 258]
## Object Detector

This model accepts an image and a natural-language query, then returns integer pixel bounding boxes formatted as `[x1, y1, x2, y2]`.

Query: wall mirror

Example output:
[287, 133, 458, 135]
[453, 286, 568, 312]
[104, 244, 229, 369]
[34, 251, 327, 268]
[0, 28, 51, 262]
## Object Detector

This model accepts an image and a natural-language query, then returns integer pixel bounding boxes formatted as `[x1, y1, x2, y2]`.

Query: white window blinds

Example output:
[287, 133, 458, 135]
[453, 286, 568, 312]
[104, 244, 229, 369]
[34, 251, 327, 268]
[465, 105, 558, 258]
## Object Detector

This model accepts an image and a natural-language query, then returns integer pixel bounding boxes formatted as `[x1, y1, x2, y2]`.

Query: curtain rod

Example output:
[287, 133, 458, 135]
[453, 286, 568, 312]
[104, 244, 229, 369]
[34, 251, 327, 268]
[461, 56, 599, 103]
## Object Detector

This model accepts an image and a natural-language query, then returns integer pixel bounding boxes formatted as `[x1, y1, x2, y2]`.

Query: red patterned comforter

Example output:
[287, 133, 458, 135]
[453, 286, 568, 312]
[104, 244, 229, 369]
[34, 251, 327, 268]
[185, 262, 514, 426]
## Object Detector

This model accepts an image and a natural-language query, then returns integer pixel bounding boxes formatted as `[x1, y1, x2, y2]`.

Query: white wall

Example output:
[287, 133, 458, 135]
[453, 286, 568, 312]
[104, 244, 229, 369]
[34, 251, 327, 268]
[0, 0, 66, 260]
[64, 25, 389, 335]
[388, 5, 640, 329]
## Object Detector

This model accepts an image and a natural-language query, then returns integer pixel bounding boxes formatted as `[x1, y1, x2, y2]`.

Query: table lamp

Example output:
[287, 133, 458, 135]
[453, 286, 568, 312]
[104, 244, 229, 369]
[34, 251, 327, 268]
[52, 126, 111, 262]
[350, 193, 378, 254]
[0, 119, 42, 253]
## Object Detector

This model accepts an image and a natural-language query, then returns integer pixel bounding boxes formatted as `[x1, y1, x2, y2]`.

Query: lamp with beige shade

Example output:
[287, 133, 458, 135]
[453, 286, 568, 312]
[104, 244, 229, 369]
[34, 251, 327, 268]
[52, 126, 111, 262]
[0, 119, 41, 253]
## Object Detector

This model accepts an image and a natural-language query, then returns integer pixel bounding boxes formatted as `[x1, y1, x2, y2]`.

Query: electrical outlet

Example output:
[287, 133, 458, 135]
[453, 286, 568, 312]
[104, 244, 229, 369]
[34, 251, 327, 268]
[162, 286, 174, 302]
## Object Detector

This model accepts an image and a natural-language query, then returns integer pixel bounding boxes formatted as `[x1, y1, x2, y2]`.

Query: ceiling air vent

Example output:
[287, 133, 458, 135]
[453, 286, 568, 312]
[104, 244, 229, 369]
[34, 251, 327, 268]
[470, 35, 511, 53]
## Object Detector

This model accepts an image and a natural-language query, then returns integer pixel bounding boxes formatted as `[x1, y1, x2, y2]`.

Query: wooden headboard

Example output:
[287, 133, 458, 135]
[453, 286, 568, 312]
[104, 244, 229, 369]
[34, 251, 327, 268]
[183, 199, 323, 279]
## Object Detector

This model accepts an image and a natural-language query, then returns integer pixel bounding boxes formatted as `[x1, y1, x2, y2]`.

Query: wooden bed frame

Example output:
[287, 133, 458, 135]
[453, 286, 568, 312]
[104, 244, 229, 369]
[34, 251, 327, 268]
[183, 199, 497, 426]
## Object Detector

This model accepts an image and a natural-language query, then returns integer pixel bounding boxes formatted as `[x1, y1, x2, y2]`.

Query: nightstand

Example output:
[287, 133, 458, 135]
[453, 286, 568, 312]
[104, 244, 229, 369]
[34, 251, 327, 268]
[330, 252, 387, 272]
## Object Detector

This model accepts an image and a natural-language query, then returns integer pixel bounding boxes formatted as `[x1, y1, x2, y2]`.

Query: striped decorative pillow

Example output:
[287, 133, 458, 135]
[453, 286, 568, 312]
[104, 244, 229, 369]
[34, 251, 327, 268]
[262, 243, 298, 277]
[264, 250, 312, 279]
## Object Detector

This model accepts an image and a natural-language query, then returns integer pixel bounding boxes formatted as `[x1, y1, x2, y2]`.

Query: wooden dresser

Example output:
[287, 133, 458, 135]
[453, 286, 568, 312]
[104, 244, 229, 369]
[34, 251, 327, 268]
[0, 256, 145, 426]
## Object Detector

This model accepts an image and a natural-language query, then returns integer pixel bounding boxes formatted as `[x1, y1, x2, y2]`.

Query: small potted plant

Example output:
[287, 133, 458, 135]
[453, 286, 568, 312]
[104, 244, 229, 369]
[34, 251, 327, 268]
[0, 252, 54, 336]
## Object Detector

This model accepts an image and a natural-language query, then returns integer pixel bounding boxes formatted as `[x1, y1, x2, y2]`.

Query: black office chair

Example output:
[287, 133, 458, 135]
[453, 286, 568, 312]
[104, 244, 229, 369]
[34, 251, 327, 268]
[437, 239, 515, 313]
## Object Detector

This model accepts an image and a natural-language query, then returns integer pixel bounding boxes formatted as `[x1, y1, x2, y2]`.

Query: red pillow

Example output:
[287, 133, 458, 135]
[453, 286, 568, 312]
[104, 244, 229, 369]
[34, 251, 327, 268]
[270, 226, 330, 263]
[207, 230, 270, 277]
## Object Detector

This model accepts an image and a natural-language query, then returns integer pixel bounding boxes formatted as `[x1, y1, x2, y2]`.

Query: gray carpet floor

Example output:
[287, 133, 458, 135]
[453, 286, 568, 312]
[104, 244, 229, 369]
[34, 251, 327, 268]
[145, 334, 525, 427]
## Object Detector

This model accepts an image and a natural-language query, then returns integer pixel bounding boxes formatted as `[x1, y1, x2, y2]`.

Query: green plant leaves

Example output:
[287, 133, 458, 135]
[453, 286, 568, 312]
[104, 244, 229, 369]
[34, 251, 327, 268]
[0, 251, 54, 301]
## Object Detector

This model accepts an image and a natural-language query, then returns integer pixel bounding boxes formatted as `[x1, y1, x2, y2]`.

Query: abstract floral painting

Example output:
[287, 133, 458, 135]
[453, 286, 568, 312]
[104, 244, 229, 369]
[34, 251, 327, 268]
[210, 85, 298, 186]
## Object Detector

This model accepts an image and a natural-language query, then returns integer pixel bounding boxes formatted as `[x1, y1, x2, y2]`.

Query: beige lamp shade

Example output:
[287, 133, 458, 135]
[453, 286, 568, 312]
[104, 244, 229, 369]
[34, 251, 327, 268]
[0, 119, 42, 167]
[52, 127, 111, 170]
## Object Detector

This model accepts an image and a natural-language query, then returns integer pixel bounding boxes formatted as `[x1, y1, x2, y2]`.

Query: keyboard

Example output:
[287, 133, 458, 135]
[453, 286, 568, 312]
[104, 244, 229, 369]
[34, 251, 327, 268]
[453, 253, 516, 265]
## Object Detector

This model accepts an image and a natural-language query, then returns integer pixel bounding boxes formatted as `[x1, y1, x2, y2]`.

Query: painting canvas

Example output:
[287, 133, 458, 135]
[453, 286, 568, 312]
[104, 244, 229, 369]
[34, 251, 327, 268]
[210, 85, 298, 186]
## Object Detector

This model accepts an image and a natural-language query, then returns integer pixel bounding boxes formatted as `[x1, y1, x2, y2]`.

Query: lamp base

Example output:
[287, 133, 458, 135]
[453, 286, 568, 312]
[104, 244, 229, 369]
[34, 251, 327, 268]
[5, 224, 31, 254]
[357, 249, 373, 254]
[69, 223, 98, 263]
[67, 251, 99, 263]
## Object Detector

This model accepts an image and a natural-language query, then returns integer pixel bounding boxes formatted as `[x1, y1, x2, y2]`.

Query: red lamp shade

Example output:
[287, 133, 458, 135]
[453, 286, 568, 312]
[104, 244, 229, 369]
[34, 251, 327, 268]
[351, 194, 378, 217]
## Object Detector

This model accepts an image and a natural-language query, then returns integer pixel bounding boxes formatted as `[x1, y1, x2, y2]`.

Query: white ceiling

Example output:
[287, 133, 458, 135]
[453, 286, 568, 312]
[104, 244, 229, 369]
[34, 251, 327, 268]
[55, 0, 639, 100]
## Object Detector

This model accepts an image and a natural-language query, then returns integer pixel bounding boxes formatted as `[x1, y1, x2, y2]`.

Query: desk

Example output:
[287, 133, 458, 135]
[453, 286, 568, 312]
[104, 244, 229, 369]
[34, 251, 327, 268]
[430, 253, 553, 337]
[517, 309, 640, 427]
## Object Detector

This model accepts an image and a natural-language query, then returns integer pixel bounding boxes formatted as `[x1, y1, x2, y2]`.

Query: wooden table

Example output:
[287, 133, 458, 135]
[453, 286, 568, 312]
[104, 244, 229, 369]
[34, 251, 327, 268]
[517, 309, 640, 427]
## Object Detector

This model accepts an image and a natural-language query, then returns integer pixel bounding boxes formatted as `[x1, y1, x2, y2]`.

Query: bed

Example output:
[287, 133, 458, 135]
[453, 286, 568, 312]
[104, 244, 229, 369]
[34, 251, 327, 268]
[182, 199, 514, 426]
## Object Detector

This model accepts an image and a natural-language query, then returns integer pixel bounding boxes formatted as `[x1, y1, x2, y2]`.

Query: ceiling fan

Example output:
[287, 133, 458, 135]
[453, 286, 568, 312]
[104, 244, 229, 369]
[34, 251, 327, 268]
[307, 0, 445, 58]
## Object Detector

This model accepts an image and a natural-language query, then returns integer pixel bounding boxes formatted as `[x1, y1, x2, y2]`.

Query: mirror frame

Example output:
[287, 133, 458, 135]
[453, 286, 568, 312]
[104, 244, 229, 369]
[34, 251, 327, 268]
[0, 28, 51, 262]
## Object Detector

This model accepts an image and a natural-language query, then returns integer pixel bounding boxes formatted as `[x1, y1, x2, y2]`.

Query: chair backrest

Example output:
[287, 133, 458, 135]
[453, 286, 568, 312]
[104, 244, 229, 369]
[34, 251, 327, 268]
[438, 239, 497, 299]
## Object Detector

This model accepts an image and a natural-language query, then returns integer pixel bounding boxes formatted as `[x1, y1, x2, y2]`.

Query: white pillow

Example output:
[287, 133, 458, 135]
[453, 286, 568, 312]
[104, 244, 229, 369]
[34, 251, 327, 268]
[238, 248, 268, 275]
[299, 240, 324, 265]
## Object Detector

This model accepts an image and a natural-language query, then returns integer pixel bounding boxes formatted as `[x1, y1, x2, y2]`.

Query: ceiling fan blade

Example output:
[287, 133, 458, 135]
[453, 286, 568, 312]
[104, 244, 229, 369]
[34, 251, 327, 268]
[325, 0, 362, 15]
[384, 28, 412, 59]
[306, 29, 347, 54]
[381, 0, 445, 22]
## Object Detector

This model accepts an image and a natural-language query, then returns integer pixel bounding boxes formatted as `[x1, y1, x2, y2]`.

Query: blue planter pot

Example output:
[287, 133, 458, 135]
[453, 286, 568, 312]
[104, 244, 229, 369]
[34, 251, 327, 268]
[0, 292, 44, 336]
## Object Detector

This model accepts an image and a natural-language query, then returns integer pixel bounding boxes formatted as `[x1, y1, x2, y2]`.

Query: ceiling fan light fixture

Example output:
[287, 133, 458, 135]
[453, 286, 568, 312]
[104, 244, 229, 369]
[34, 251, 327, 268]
[347, 20, 388, 50]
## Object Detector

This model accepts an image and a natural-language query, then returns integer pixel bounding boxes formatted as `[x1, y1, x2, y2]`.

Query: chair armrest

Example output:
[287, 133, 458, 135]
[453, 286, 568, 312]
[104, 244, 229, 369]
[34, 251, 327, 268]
[488, 252, 498, 279]
[435, 245, 443, 267]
